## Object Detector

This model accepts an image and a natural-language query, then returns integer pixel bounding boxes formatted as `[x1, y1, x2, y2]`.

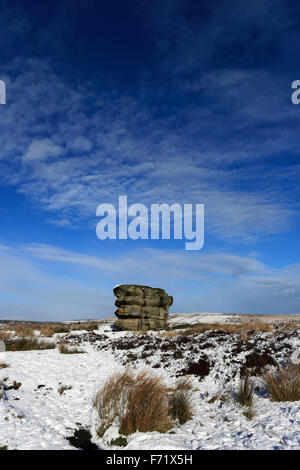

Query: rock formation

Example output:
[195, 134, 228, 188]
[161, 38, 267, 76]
[113, 284, 173, 331]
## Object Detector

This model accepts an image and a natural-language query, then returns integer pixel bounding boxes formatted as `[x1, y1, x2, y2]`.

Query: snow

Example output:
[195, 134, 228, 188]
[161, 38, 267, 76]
[0, 319, 299, 450]
[169, 313, 236, 325]
[0, 343, 123, 449]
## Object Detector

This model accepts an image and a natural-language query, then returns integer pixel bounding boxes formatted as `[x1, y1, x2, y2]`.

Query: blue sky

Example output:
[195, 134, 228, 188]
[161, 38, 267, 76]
[1, 0, 300, 320]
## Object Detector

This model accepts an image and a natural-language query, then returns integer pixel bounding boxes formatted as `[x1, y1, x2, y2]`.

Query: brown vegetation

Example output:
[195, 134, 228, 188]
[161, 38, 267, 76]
[162, 321, 275, 338]
[173, 377, 193, 392]
[236, 374, 254, 407]
[241, 352, 277, 377]
[58, 384, 72, 395]
[6, 380, 22, 391]
[109, 436, 128, 447]
[58, 343, 85, 354]
[177, 356, 211, 379]
[262, 365, 300, 402]
[0, 322, 99, 339]
[94, 369, 193, 438]
[119, 372, 173, 436]
[5, 338, 55, 351]
[0, 331, 11, 341]
[168, 389, 192, 425]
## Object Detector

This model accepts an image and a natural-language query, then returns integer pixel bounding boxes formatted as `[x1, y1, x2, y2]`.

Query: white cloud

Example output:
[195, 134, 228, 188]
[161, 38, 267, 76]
[24, 243, 118, 272]
[70, 137, 93, 152]
[22, 138, 64, 163]
[21, 243, 266, 278]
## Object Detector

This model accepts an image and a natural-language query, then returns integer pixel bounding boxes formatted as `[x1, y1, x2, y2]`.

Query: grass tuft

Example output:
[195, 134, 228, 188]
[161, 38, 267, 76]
[168, 390, 192, 425]
[110, 436, 128, 447]
[94, 370, 194, 437]
[118, 371, 172, 436]
[243, 409, 255, 420]
[94, 370, 136, 437]
[58, 343, 85, 354]
[262, 365, 300, 402]
[173, 377, 192, 392]
[236, 374, 254, 407]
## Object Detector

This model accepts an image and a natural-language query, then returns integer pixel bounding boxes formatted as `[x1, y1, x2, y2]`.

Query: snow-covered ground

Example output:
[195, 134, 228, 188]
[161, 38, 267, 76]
[0, 318, 299, 450]
[169, 313, 236, 325]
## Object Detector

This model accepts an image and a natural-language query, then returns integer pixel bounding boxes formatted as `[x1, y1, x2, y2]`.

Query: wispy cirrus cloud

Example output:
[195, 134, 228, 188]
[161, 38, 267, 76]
[0, 1, 299, 242]
[24, 243, 265, 278]
[0, 57, 298, 240]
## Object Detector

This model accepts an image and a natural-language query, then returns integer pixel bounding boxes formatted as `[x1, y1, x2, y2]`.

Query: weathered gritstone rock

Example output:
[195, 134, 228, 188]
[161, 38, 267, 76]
[113, 284, 173, 331]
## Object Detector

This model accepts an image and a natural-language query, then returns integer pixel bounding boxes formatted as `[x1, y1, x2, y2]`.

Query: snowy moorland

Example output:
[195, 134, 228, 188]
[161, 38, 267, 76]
[0, 316, 299, 450]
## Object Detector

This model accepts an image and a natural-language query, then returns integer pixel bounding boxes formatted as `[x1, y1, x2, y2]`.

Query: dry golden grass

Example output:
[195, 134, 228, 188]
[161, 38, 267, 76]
[0, 330, 11, 341]
[243, 409, 255, 420]
[94, 369, 136, 437]
[162, 321, 275, 338]
[0, 363, 8, 369]
[173, 377, 193, 392]
[41, 325, 69, 336]
[0, 323, 60, 338]
[241, 330, 249, 342]
[262, 365, 300, 402]
[0, 322, 99, 339]
[187, 321, 274, 335]
[94, 369, 193, 437]
[0, 324, 42, 337]
[119, 372, 173, 436]
[37, 323, 96, 336]
[160, 329, 182, 338]
[74, 323, 99, 331]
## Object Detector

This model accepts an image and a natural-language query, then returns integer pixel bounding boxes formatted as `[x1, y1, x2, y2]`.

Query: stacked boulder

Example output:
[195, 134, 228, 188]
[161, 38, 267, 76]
[113, 284, 173, 331]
